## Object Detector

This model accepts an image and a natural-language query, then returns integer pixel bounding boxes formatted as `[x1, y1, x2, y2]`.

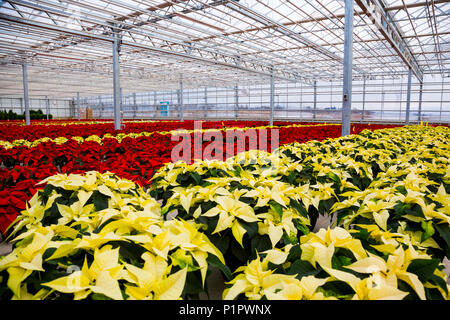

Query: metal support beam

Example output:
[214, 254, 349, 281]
[355, 0, 423, 81]
[234, 84, 239, 119]
[179, 77, 184, 122]
[22, 63, 30, 126]
[98, 95, 104, 118]
[45, 96, 50, 120]
[120, 88, 123, 121]
[405, 68, 412, 125]
[269, 73, 275, 126]
[204, 87, 208, 119]
[112, 25, 121, 130]
[362, 77, 366, 121]
[70, 98, 75, 118]
[0, 0, 307, 84]
[439, 78, 444, 122]
[342, 0, 353, 136]
[77, 92, 80, 121]
[381, 78, 385, 118]
[418, 81, 423, 123]
[153, 91, 157, 116]
[313, 80, 317, 120]
[132, 92, 137, 119]
[224, 0, 367, 78]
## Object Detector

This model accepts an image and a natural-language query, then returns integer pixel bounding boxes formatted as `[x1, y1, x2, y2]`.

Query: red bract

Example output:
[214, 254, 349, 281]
[0, 119, 307, 142]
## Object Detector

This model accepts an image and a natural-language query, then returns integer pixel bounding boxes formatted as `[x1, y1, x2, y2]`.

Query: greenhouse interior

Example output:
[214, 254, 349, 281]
[0, 0, 449, 303]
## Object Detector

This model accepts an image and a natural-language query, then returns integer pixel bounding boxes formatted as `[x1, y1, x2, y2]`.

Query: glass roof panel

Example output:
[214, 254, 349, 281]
[0, 0, 447, 96]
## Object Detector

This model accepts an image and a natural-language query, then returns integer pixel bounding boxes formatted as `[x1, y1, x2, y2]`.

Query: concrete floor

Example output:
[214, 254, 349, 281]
[0, 241, 11, 256]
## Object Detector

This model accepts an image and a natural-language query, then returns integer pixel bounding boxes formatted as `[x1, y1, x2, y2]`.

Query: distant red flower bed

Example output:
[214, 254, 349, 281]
[0, 119, 323, 142]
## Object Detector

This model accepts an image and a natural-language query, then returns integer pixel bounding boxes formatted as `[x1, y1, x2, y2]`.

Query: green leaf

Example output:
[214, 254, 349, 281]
[283, 232, 299, 245]
[189, 172, 202, 185]
[326, 172, 340, 184]
[287, 260, 320, 279]
[397, 279, 420, 300]
[91, 293, 111, 300]
[352, 226, 370, 242]
[92, 191, 109, 211]
[287, 171, 298, 184]
[286, 244, 302, 261]
[338, 255, 353, 267]
[230, 240, 248, 263]
[395, 185, 407, 195]
[207, 254, 232, 281]
[295, 222, 309, 236]
[318, 281, 354, 299]
[269, 202, 283, 219]
[250, 235, 272, 255]
[428, 274, 448, 296]
[290, 199, 309, 219]
[240, 220, 258, 239]
[406, 258, 440, 282]
[420, 220, 435, 242]
[435, 223, 450, 251]
[182, 270, 203, 298]
[425, 287, 446, 300]
[108, 241, 146, 265]
[207, 233, 230, 255]
[42, 184, 56, 198]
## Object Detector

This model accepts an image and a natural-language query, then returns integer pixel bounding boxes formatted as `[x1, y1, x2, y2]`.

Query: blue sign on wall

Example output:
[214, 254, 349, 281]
[160, 101, 170, 117]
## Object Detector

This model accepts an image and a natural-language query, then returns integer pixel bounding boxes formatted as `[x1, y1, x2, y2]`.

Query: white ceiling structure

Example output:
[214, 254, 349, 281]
[0, 0, 448, 97]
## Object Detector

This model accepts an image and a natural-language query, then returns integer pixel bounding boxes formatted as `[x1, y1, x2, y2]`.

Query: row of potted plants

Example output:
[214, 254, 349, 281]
[0, 124, 447, 299]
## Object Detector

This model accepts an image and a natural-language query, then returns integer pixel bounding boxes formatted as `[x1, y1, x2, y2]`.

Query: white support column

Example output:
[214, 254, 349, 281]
[341, 0, 353, 136]
[179, 77, 184, 122]
[120, 88, 124, 121]
[112, 24, 121, 130]
[399, 77, 403, 120]
[77, 92, 80, 121]
[153, 91, 157, 117]
[98, 95, 104, 118]
[362, 77, 366, 121]
[45, 96, 50, 120]
[381, 78, 385, 120]
[405, 68, 412, 125]
[204, 87, 208, 119]
[439, 78, 444, 122]
[418, 81, 423, 123]
[313, 80, 317, 120]
[269, 72, 275, 126]
[22, 63, 30, 126]
[234, 84, 239, 119]
[133, 92, 137, 119]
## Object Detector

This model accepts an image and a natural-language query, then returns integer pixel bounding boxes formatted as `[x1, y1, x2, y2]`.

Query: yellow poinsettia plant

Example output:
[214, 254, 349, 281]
[150, 158, 313, 272]
[224, 226, 450, 300]
[0, 171, 225, 300]
[150, 125, 449, 298]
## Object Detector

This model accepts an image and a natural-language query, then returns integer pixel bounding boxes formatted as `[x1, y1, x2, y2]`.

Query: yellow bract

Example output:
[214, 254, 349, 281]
[300, 227, 367, 269]
[223, 255, 332, 300]
[0, 171, 226, 300]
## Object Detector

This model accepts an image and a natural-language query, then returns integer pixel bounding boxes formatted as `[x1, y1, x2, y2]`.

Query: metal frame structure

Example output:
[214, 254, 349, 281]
[0, 0, 448, 127]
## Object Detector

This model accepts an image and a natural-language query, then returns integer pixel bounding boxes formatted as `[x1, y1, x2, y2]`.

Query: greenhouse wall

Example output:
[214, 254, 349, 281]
[1, 75, 448, 123]
[0, 97, 73, 119]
